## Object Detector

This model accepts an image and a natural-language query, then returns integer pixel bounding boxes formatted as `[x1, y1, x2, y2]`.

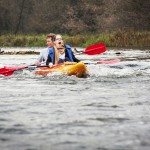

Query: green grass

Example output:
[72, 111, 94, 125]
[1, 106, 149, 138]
[0, 34, 46, 47]
[0, 30, 150, 48]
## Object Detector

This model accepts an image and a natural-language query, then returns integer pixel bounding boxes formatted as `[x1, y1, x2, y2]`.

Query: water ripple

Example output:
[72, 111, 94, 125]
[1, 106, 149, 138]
[0, 49, 150, 150]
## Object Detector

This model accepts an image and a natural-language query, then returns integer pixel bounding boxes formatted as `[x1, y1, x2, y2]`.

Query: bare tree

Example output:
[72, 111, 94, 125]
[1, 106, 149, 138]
[0, 0, 149, 34]
[117, 0, 150, 30]
[14, 0, 26, 34]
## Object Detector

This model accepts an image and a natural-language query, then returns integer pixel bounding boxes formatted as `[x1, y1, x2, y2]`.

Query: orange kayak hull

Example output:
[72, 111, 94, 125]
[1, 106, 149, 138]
[35, 62, 88, 78]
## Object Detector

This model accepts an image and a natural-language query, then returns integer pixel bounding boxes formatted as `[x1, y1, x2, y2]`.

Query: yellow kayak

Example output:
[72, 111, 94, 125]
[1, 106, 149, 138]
[35, 62, 88, 78]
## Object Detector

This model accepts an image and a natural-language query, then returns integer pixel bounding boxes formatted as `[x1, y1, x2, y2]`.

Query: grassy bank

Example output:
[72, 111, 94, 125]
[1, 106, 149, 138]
[0, 30, 150, 48]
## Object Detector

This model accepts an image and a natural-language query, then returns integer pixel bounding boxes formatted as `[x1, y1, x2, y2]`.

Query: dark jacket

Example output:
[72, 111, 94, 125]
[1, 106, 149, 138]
[46, 44, 80, 65]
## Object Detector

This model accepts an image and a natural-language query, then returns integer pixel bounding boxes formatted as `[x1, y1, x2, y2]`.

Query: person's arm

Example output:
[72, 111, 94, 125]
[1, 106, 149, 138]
[34, 52, 44, 66]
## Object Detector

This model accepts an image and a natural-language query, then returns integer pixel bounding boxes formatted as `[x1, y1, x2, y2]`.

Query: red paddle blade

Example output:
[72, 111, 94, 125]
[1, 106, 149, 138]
[1, 70, 15, 76]
[0, 67, 15, 76]
[0, 66, 28, 76]
[83, 42, 106, 55]
[97, 59, 120, 64]
[0, 67, 7, 73]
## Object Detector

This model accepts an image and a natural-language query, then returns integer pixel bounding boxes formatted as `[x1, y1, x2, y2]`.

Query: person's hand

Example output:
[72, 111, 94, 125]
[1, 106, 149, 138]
[35, 61, 41, 66]
[49, 63, 53, 68]
[64, 61, 77, 65]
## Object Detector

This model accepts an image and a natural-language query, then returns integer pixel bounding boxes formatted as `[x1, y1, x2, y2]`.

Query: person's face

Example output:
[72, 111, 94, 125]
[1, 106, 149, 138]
[55, 35, 64, 49]
[46, 38, 54, 47]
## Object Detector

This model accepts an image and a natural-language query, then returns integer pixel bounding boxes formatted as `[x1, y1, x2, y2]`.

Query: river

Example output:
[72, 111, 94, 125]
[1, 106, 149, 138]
[0, 47, 150, 150]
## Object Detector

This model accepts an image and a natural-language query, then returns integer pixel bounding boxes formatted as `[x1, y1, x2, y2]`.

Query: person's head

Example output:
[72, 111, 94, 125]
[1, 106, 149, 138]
[46, 33, 56, 47]
[55, 34, 65, 50]
[54, 34, 65, 54]
[55, 34, 63, 41]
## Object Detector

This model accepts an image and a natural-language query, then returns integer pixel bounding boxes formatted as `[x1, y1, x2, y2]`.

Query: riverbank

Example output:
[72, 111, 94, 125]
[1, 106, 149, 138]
[0, 30, 150, 48]
[0, 50, 39, 55]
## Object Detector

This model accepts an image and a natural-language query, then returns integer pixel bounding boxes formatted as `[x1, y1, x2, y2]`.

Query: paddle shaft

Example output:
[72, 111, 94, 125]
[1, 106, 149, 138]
[84, 59, 120, 65]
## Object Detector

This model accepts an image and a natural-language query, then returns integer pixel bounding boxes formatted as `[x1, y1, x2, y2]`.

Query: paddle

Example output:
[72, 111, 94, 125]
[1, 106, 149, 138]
[84, 59, 120, 65]
[0, 63, 64, 76]
[0, 65, 31, 76]
[0, 42, 106, 76]
[83, 42, 106, 55]
[0, 59, 120, 76]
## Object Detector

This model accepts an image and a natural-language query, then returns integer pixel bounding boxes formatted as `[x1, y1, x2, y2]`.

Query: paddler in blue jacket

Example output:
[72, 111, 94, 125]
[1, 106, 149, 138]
[46, 34, 80, 66]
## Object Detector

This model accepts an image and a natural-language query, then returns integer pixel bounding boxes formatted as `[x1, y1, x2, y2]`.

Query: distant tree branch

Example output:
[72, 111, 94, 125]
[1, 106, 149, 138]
[14, 0, 26, 34]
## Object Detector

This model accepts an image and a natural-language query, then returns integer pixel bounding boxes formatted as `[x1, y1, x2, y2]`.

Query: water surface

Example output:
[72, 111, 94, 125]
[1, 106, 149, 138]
[0, 48, 150, 150]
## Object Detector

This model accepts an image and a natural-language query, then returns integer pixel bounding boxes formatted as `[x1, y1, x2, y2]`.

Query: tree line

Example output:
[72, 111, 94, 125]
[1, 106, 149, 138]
[0, 0, 150, 35]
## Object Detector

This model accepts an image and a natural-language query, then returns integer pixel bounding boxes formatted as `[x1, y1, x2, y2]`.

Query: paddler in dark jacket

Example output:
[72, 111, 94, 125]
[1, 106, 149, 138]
[46, 34, 80, 66]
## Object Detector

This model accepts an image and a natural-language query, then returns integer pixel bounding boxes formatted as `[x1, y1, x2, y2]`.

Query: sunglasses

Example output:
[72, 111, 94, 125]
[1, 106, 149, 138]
[56, 38, 63, 41]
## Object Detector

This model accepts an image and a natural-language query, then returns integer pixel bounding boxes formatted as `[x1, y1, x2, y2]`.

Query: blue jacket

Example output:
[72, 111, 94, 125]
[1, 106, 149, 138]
[46, 45, 80, 65]
[48, 47, 55, 64]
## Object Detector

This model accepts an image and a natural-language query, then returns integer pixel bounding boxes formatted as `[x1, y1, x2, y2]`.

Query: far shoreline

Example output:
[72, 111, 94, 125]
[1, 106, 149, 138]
[0, 46, 150, 55]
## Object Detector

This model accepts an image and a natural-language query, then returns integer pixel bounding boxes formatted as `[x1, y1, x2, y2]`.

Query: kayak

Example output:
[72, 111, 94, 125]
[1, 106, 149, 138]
[35, 62, 89, 78]
[0, 59, 120, 77]
[35, 59, 120, 77]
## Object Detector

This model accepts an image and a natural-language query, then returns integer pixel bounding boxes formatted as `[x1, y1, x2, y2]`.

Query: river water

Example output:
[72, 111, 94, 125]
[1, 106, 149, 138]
[0, 48, 150, 150]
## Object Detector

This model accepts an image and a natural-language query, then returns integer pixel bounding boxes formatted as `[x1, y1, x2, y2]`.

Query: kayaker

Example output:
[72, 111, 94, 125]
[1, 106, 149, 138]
[46, 34, 80, 66]
[35, 33, 57, 66]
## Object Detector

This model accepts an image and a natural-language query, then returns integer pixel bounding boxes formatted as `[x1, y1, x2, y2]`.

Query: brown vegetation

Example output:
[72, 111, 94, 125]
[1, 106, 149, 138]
[0, 30, 149, 48]
[0, 0, 150, 35]
[0, 51, 39, 55]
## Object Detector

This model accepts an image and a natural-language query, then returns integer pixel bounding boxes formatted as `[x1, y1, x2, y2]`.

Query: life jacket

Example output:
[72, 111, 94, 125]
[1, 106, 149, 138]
[65, 44, 74, 62]
[48, 47, 55, 64]
[48, 45, 74, 64]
